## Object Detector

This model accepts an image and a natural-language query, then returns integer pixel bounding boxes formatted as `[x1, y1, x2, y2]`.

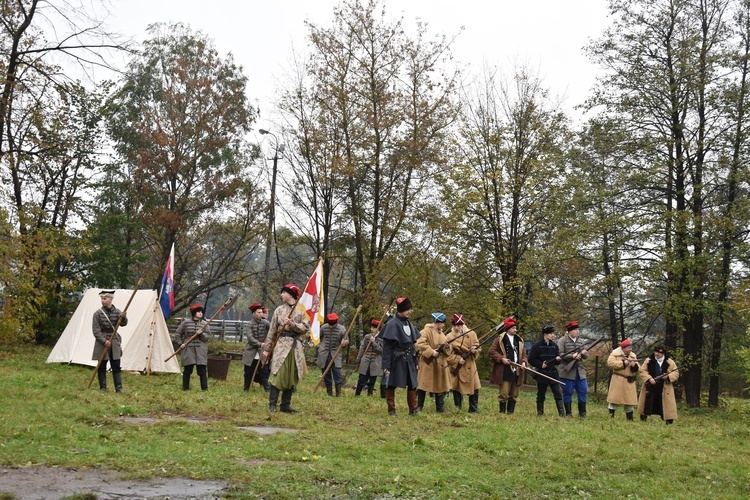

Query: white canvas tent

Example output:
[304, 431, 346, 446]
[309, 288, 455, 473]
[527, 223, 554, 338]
[46, 288, 181, 373]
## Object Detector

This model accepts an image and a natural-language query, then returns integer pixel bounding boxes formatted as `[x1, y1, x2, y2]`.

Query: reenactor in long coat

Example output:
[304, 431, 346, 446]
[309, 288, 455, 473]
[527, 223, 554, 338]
[381, 297, 421, 416]
[263, 283, 310, 413]
[528, 325, 565, 416]
[638, 345, 679, 424]
[445, 314, 481, 412]
[355, 319, 383, 396]
[242, 301, 270, 391]
[174, 303, 211, 391]
[316, 312, 348, 397]
[607, 339, 640, 419]
[92, 290, 128, 392]
[488, 317, 527, 414]
[557, 320, 589, 417]
[415, 313, 452, 412]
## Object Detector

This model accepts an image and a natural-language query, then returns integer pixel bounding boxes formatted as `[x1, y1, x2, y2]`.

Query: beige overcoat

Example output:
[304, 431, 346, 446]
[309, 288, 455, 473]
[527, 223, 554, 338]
[415, 323, 452, 393]
[606, 347, 640, 405]
[445, 326, 482, 394]
[637, 356, 679, 420]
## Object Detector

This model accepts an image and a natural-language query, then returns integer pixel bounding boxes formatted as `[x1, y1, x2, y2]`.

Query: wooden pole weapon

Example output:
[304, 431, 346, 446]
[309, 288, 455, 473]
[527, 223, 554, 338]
[164, 295, 238, 362]
[342, 301, 393, 386]
[86, 278, 144, 389]
[313, 305, 362, 393]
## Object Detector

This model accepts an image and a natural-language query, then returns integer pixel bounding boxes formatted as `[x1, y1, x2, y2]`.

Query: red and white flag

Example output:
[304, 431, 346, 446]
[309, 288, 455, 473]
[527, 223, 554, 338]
[298, 258, 325, 345]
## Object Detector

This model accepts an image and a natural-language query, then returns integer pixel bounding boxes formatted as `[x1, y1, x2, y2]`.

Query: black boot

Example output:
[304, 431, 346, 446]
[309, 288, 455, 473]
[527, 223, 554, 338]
[626, 411, 634, 421]
[280, 389, 298, 413]
[367, 379, 376, 396]
[269, 386, 279, 412]
[468, 390, 479, 413]
[112, 372, 124, 393]
[452, 390, 463, 410]
[326, 383, 333, 396]
[335, 383, 342, 397]
[182, 371, 190, 391]
[578, 402, 587, 418]
[666, 419, 673, 425]
[564, 402, 572, 417]
[536, 401, 545, 416]
[243, 370, 251, 392]
[499, 401, 507, 413]
[355, 377, 364, 396]
[416, 389, 426, 412]
[555, 399, 565, 417]
[199, 373, 208, 391]
[507, 399, 516, 414]
[640, 414, 648, 421]
[609, 408, 616, 418]
[97, 371, 107, 392]
[380, 384, 387, 399]
[435, 393, 446, 413]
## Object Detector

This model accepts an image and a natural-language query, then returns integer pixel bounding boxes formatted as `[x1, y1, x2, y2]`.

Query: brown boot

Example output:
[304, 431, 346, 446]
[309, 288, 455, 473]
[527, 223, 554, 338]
[408, 389, 419, 415]
[386, 388, 396, 416]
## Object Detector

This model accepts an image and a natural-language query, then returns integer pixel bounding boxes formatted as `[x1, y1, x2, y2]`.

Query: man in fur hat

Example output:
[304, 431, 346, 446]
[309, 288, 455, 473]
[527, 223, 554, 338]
[355, 319, 383, 396]
[174, 303, 211, 391]
[92, 290, 128, 392]
[380, 297, 421, 416]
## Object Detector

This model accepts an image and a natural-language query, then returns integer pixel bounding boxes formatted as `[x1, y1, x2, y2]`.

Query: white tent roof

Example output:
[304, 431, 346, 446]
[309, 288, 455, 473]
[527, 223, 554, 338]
[46, 288, 181, 373]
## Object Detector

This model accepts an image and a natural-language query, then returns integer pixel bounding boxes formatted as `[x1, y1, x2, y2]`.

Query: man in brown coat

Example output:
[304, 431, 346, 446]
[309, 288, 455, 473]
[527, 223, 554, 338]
[488, 317, 527, 414]
[638, 345, 679, 424]
[607, 339, 640, 419]
[446, 314, 482, 412]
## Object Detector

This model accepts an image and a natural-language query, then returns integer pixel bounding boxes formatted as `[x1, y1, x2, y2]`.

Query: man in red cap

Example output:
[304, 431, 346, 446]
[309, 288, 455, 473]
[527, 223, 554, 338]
[446, 314, 482, 412]
[262, 283, 310, 412]
[607, 338, 640, 419]
[317, 311, 349, 396]
[355, 318, 383, 396]
[174, 304, 211, 391]
[242, 301, 270, 391]
[557, 320, 589, 417]
[488, 317, 528, 414]
[380, 297, 421, 415]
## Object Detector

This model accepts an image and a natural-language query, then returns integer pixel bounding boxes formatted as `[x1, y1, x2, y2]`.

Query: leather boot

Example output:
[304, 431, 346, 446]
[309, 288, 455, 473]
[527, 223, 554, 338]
[269, 386, 279, 412]
[386, 388, 396, 415]
[199, 373, 208, 391]
[435, 393, 446, 413]
[609, 408, 616, 417]
[182, 371, 190, 391]
[407, 389, 419, 415]
[468, 390, 479, 413]
[666, 419, 673, 425]
[113, 372, 124, 393]
[97, 371, 107, 392]
[416, 389, 426, 413]
[507, 399, 516, 414]
[355, 377, 364, 396]
[326, 383, 333, 396]
[499, 401, 507, 413]
[280, 389, 298, 413]
[640, 414, 648, 421]
[380, 384, 387, 399]
[243, 370, 251, 392]
[536, 401, 545, 416]
[555, 399, 565, 417]
[367, 379, 376, 396]
[578, 402, 587, 418]
[564, 402, 572, 417]
[335, 383, 342, 397]
[452, 390, 463, 410]
[626, 411, 634, 421]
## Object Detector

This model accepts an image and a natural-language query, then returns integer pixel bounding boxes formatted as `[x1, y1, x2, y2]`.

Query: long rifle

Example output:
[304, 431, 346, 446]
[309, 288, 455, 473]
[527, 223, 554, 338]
[423, 322, 487, 365]
[313, 305, 362, 393]
[508, 359, 563, 385]
[558, 336, 607, 372]
[86, 279, 144, 389]
[164, 295, 238, 362]
[342, 301, 393, 386]
[449, 323, 504, 376]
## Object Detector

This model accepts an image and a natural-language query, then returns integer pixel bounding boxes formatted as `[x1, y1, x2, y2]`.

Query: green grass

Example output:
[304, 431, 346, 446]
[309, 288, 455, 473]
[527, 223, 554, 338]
[2, 345, 749, 498]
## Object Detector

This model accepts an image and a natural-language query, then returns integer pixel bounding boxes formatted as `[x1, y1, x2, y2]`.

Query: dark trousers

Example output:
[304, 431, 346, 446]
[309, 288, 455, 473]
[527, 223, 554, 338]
[322, 354, 343, 385]
[536, 377, 564, 403]
[183, 364, 208, 390]
[244, 360, 269, 389]
[98, 357, 122, 375]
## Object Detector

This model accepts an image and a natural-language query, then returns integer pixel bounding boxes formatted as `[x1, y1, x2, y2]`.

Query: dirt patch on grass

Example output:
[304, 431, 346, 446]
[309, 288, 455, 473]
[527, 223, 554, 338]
[0, 466, 226, 499]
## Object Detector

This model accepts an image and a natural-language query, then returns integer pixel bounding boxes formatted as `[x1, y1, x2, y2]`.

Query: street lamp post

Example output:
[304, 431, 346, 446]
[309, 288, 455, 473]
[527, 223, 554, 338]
[258, 129, 284, 307]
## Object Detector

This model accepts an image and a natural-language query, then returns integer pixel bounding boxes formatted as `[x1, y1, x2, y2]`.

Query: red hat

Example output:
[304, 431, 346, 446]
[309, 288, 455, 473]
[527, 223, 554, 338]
[396, 297, 412, 313]
[503, 317, 516, 329]
[249, 301, 263, 312]
[189, 304, 204, 315]
[620, 339, 632, 348]
[262, 306, 268, 313]
[281, 283, 300, 300]
[451, 314, 465, 326]
[370, 318, 380, 328]
[565, 321, 579, 331]
[326, 312, 339, 324]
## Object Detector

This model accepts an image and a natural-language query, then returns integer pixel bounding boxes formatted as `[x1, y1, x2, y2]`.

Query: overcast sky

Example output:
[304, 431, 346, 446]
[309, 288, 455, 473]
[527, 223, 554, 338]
[105, 0, 612, 131]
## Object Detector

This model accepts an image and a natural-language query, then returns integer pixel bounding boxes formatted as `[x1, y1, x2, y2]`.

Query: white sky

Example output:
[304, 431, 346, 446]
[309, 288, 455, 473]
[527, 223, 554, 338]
[104, 0, 612, 130]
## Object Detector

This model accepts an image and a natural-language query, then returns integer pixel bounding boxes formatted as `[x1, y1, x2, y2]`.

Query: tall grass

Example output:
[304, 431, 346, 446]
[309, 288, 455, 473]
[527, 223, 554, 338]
[1, 346, 748, 498]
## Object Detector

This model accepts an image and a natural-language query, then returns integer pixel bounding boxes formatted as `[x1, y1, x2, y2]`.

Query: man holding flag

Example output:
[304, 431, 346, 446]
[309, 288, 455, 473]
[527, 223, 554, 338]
[298, 259, 325, 345]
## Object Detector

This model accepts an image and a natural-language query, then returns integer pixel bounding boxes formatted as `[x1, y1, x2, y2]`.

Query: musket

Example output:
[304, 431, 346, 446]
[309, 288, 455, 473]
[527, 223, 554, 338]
[313, 305, 362, 393]
[449, 323, 503, 376]
[558, 336, 607, 371]
[508, 359, 563, 385]
[164, 295, 238, 362]
[342, 301, 393, 386]
[422, 323, 486, 365]
[86, 279, 144, 389]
